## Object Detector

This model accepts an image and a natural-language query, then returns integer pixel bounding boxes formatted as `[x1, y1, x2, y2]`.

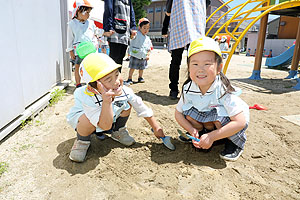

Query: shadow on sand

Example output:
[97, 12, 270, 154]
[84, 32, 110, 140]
[53, 136, 226, 175]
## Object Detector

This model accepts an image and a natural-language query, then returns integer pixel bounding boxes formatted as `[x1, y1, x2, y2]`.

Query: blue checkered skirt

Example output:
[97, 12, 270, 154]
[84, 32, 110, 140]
[128, 56, 148, 70]
[183, 107, 247, 149]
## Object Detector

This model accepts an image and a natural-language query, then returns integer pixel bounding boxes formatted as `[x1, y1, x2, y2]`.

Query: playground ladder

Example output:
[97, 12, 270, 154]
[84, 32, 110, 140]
[206, 0, 300, 74]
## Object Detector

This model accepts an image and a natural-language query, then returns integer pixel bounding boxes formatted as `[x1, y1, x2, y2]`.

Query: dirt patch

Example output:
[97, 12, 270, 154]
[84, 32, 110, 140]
[0, 50, 300, 199]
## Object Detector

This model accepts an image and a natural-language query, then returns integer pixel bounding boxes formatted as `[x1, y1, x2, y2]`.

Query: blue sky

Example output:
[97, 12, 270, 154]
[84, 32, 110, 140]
[223, 0, 279, 22]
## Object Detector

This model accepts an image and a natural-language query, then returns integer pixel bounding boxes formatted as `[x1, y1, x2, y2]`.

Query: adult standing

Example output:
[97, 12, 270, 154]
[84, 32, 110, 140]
[103, 0, 137, 71]
[162, 0, 207, 99]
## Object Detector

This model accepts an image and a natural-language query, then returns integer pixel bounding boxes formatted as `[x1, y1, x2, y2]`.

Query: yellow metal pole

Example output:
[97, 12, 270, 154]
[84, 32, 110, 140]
[254, 3, 269, 71]
[290, 17, 300, 71]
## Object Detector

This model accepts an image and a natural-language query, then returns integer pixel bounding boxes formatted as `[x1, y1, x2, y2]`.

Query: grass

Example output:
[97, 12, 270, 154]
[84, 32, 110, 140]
[0, 162, 9, 177]
[12, 144, 34, 152]
[49, 88, 66, 106]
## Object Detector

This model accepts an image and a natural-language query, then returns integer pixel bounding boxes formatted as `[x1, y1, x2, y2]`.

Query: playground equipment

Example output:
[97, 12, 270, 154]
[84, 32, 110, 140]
[265, 45, 294, 67]
[206, 0, 300, 89]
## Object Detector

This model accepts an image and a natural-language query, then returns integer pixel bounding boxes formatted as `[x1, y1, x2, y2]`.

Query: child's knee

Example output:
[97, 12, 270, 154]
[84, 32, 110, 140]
[120, 107, 131, 117]
[186, 115, 203, 130]
[77, 114, 95, 135]
[203, 122, 215, 130]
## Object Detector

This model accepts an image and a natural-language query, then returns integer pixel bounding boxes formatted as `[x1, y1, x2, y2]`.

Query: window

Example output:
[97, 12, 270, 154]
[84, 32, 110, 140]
[155, 7, 161, 13]
[148, 8, 153, 14]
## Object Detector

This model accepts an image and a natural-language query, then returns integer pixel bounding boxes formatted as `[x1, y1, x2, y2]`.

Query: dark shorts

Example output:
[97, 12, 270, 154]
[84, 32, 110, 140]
[75, 55, 83, 65]
[183, 107, 247, 149]
[128, 56, 148, 70]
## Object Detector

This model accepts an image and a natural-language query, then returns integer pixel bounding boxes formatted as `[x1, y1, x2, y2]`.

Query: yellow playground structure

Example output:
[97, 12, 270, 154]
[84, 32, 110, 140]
[206, 0, 300, 89]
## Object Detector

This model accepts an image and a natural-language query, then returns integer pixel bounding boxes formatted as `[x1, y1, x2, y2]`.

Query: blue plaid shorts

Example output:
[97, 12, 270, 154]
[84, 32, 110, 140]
[183, 107, 247, 149]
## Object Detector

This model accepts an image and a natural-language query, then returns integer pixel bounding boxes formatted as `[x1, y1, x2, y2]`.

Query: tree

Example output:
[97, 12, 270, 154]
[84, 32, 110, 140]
[132, 0, 152, 24]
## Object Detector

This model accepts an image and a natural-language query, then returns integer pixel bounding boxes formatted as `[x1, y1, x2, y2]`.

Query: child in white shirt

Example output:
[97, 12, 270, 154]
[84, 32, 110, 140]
[175, 37, 249, 161]
[66, 0, 99, 88]
[67, 53, 169, 162]
[124, 18, 152, 85]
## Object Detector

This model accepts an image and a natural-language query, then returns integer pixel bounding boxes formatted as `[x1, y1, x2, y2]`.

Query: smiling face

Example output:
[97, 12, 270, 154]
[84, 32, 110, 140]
[99, 69, 123, 96]
[188, 51, 222, 94]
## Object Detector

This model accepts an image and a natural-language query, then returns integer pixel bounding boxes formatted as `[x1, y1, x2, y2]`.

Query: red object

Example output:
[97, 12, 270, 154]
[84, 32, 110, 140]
[249, 104, 267, 110]
[94, 21, 103, 29]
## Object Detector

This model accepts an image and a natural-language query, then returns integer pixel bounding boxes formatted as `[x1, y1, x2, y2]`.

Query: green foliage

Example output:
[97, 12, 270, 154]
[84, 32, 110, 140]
[12, 144, 34, 152]
[132, 0, 152, 25]
[0, 162, 8, 176]
[49, 89, 65, 106]
[20, 119, 32, 129]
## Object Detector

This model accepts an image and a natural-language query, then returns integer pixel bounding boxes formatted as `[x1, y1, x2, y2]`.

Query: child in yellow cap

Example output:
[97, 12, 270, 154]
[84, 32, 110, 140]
[67, 53, 172, 162]
[175, 37, 249, 161]
[66, 0, 99, 88]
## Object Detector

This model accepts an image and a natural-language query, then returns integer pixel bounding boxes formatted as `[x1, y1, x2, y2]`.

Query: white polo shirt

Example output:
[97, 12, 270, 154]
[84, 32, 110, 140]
[176, 76, 249, 123]
[67, 85, 153, 132]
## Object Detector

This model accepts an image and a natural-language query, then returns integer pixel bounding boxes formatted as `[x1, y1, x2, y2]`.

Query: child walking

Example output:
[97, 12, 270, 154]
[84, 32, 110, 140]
[125, 18, 152, 85]
[175, 37, 249, 161]
[67, 53, 168, 162]
[66, 0, 99, 88]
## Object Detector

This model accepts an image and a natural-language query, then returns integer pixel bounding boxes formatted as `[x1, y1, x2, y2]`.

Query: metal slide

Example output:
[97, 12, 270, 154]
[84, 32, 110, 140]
[265, 45, 295, 67]
[206, 0, 300, 74]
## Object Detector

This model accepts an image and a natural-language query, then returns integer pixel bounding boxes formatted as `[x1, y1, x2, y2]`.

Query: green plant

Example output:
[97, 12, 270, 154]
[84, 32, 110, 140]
[49, 88, 65, 106]
[12, 144, 34, 152]
[20, 118, 33, 128]
[0, 162, 9, 176]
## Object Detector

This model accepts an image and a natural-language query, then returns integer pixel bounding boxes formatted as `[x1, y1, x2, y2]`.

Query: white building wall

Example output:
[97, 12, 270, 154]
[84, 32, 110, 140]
[247, 32, 295, 57]
[0, 0, 69, 131]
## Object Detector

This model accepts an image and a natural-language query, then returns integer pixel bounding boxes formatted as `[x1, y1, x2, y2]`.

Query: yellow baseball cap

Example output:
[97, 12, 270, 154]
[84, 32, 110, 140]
[188, 36, 222, 58]
[80, 53, 121, 83]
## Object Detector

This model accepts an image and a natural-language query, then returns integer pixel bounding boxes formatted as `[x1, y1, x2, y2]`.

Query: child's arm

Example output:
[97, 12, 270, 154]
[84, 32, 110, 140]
[193, 112, 246, 149]
[66, 25, 75, 60]
[94, 82, 116, 130]
[175, 109, 198, 136]
[144, 117, 165, 138]
[127, 90, 164, 138]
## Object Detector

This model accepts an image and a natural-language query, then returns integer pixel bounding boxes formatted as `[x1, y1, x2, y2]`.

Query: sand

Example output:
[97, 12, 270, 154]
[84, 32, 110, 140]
[0, 49, 300, 200]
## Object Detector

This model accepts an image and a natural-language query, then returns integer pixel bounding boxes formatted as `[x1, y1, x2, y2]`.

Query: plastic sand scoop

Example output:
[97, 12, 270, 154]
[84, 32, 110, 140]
[177, 129, 200, 142]
[151, 129, 175, 150]
[249, 104, 267, 110]
[76, 41, 97, 59]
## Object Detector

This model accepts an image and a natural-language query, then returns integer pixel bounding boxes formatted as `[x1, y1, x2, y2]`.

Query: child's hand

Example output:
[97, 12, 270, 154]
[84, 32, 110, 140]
[153, 127, 165, 139]
[96, 81, 119, 103]
[162, 34, 168, 38]
[103, 30, 115, 37]
[192, 133, 214, 149]
[130, 30, 137, 39]
[146, 56, 150, 60]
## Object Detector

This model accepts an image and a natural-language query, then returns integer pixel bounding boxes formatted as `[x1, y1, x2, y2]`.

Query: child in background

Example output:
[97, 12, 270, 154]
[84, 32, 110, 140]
[98, 30, 109, 55]
[66, 0, 99, 88]
[219, 36, 229, 59]
[67, 53, 167, 162]
[124, 18, 152, 85]
[175, 37, 249, 161]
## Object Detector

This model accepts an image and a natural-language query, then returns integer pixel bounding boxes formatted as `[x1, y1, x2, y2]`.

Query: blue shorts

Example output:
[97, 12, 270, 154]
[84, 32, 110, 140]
[75, 55, 83, 65]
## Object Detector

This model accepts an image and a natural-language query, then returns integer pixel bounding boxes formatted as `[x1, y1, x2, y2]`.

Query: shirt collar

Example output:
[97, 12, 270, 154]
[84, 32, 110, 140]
[184, 75, 221, 95]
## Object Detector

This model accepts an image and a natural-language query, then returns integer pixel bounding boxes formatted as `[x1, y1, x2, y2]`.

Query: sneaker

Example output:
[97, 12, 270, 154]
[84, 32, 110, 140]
[69, 140, 90, 162]
[138, 77, 145, 83]
[169, 90, 178, 100]
[219, 139, 243, 161]
[124, 79, 133, 85]
[76, 83, 82, 88]
[111, 127, 135, 146]
[178, 135, 192, 143]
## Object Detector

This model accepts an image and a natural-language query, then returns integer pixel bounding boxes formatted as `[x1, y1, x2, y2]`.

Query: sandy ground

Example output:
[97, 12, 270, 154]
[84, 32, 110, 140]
[1, 49, 300, 200]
